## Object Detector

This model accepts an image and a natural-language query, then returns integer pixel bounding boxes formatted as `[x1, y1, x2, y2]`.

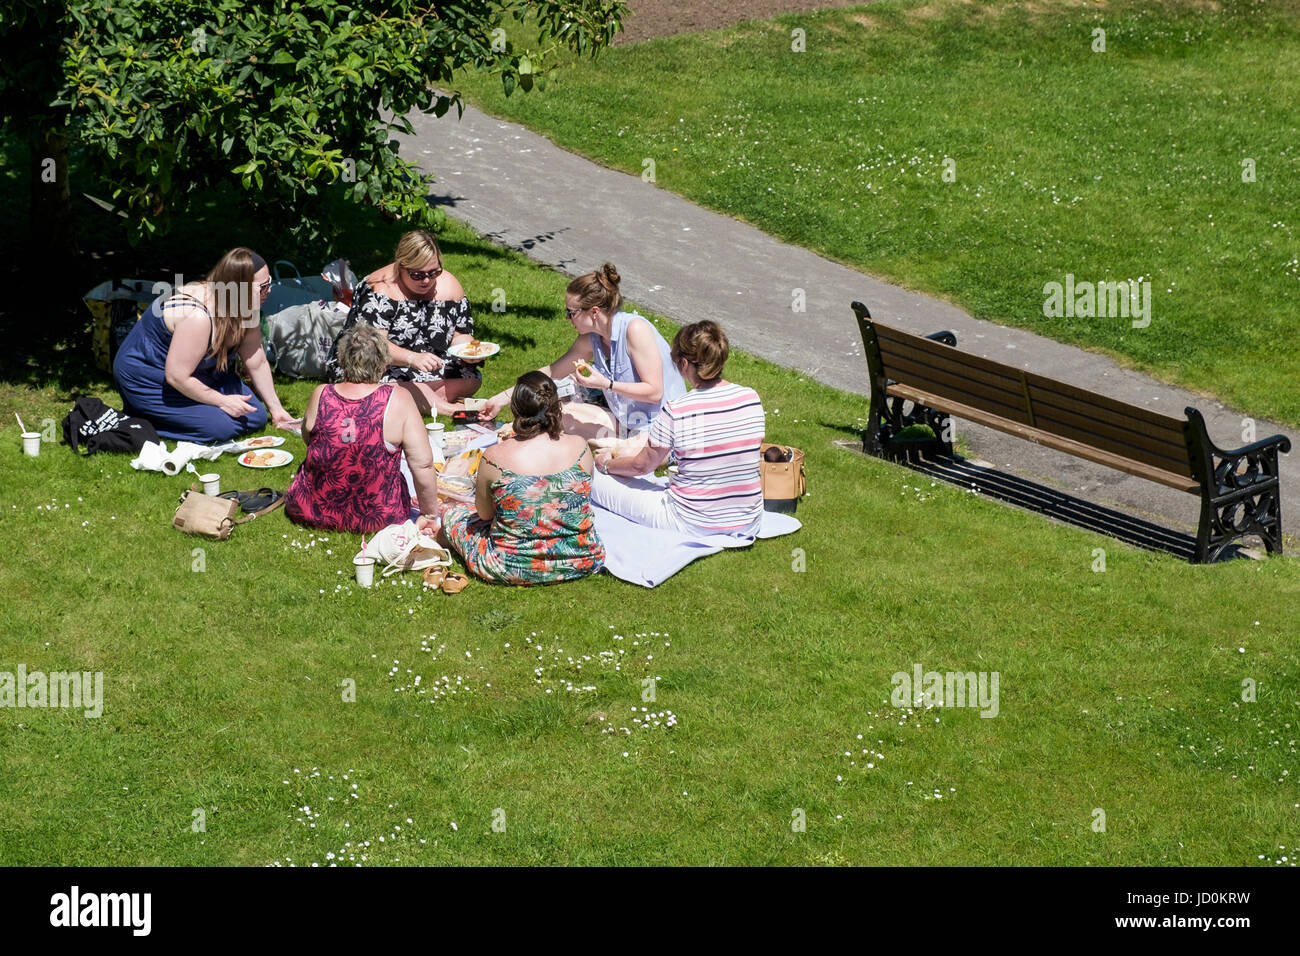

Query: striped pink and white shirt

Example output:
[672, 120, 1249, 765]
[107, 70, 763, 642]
[649, 381, 765, 534]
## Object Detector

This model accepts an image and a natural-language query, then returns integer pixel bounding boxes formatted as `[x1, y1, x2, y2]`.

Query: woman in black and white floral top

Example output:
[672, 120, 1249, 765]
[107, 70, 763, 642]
[326, 230, 485, 415]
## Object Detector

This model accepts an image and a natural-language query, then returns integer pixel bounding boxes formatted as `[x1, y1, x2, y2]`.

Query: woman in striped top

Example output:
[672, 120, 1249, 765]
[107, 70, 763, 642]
[592, 321, 765, 537]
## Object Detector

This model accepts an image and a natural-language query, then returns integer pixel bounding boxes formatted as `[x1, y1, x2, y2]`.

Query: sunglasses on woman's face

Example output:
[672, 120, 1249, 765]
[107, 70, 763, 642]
[565, 307, 584, 319]
[407, 268, 442, 282]
[258, 280, 272, 294]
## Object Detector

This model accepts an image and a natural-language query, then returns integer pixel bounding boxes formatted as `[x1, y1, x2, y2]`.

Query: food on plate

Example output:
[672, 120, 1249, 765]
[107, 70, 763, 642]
[453, 338, 498, 360]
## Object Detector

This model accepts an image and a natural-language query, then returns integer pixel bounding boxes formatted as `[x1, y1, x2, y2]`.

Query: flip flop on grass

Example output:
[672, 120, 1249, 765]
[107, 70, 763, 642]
[219, 487, 285, 517]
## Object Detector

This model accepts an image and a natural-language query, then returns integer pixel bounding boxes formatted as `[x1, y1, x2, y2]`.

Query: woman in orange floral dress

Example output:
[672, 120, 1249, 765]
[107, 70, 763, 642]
[441, 372, 604, 584]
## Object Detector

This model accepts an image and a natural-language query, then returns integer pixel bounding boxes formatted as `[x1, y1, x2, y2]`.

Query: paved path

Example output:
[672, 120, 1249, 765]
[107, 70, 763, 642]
[398, 105, 1297, 554]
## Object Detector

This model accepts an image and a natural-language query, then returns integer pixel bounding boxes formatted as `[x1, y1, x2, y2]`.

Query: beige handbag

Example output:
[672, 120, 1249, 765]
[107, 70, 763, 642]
[173, 485, 278, 539]
[759, 443, 806, 513]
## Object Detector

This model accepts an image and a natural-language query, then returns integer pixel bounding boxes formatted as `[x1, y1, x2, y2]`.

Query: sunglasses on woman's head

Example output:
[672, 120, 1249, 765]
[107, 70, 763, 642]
[407, 268, 442, 282]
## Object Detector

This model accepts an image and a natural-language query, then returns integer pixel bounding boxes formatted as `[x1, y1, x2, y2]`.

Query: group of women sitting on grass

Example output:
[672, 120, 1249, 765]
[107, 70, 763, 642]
[113, 232, 767, 586]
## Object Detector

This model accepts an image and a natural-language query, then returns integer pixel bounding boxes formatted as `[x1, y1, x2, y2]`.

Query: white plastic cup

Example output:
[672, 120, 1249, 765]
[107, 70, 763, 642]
[353, 555, 376, 588]
[426, 421, 445, 448]
[199, 473, 221, 495]
[21, 432, 40, 457]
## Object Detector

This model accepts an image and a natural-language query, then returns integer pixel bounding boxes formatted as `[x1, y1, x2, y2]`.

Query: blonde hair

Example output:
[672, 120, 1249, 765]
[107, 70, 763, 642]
[566, 262, 622, 315]
[203, 247, 261, 371]
[394, 230, 442, 270]
[671, 321, 729, 383]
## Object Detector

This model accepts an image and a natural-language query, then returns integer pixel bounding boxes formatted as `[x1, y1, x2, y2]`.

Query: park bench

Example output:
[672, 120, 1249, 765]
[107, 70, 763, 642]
[851, 302, 1291, 563]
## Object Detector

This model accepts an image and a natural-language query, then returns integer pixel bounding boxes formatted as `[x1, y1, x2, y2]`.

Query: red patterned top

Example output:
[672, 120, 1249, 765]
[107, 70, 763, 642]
[285, 384, 411, 533]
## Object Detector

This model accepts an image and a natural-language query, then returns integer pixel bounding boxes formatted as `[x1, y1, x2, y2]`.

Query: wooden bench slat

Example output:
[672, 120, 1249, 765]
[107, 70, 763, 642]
[886, 383, 1201, 493]
[886, 372, 1031, 424]
[875, 325, 1031, 384]
[1028, 407, 1196, 477]
[882, 354, 1031, 422]
[1025, 394, 1193, 475]
[1024, 370, 1186, 432]
[1026, 386, 1186, 450]
[880, 343, 1030, 405]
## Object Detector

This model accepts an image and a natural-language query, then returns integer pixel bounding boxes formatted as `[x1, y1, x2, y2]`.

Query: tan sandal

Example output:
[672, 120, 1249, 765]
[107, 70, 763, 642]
[440, 572, 470, 594]
[422, 567, 447, 589]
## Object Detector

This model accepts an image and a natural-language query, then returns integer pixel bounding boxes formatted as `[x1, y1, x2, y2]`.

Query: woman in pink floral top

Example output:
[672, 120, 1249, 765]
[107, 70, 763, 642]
[441, 372, 604, 585]
[286, 324, 440, 533]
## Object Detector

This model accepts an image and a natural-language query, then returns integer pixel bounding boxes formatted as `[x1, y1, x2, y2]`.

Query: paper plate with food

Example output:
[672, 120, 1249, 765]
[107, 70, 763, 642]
[438, 474, 475, 495]
[236, 435, 286, 451]
[447, 339, 500, 361]
[238, 449, 294, 469]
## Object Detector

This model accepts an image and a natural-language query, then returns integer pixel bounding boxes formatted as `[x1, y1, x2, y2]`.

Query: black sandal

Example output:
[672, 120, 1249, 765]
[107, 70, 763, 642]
[241, 488, 285, 516]
[220, 487, 285, 516]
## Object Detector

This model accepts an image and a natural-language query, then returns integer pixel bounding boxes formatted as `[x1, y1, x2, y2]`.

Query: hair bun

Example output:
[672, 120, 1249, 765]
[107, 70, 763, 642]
[600, 263, 620, 289]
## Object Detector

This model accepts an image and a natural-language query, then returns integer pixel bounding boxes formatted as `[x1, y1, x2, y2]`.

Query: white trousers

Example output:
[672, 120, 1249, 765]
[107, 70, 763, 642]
[590, 471, 693, 534]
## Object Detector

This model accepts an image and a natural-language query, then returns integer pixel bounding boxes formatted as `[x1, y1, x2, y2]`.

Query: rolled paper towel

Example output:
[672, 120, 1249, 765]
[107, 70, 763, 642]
[130, 441, 169, 472]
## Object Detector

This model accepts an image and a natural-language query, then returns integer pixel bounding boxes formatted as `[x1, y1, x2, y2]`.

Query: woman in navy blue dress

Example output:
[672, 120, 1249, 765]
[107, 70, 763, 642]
[113, 248, 294, 443]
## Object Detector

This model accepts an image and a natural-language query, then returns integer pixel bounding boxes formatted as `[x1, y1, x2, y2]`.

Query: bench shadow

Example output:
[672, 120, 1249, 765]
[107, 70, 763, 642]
[836, 439, 1222, 561]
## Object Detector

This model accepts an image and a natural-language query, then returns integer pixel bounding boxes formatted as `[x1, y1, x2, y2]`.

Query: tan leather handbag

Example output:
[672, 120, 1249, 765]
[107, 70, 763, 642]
[173, 485, 280, 539]
[759, 443, 806, 513]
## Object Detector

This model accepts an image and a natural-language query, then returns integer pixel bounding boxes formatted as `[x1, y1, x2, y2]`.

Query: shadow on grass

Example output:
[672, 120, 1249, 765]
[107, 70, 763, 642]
[833, 438, 1209, 561]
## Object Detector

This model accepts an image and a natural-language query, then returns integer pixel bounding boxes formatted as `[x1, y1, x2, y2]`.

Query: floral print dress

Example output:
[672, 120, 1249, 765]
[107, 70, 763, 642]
[442, 453, 605, 586]
[325, 278, 479, 383]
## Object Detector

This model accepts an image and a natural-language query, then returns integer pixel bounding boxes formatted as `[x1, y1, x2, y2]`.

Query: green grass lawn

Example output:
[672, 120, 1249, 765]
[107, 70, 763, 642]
[2, 206, 1298, 864]
[454, 0, 1300, 428]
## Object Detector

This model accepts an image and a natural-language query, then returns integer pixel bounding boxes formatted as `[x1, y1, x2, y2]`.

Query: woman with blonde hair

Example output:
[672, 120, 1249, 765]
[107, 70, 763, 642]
[475, 263, 685, 457]
[113, 247, 294, 442]
[325, 229, 485, 415]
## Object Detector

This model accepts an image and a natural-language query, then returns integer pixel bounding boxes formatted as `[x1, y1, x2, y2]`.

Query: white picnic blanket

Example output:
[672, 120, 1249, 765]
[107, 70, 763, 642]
[591, 492, 802, 588]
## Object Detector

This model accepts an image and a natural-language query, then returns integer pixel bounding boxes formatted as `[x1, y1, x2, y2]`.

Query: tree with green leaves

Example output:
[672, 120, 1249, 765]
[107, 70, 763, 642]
[0, 0, 624, 260]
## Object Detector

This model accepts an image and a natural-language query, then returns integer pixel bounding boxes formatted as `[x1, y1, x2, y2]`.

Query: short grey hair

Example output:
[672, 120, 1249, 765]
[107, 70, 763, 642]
[336, 323, 390, 383]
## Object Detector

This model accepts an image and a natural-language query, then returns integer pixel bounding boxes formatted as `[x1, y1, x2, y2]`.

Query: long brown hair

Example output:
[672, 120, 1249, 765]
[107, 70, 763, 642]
[203, 247, 261, 371]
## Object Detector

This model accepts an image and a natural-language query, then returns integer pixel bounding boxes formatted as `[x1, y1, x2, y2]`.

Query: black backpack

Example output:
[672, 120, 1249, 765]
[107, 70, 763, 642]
[61, 397, 159, 455]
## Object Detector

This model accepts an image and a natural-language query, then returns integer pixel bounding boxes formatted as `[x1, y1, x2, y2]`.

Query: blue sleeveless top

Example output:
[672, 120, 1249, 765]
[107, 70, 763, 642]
[587, 311, 686, 435]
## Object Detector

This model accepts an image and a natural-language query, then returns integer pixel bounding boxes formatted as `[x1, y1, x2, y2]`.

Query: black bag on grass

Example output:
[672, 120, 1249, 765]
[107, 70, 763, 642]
[61, 397, 158, 455]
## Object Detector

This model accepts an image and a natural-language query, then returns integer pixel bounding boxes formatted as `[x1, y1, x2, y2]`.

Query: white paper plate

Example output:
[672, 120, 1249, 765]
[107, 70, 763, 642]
[236, 435, 286, 451]
[447, 341, 500, 360]
[238, 449, 294, 469]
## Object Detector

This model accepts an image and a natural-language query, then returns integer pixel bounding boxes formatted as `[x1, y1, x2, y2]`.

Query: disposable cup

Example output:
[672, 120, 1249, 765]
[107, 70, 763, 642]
[353, 555, 376, 588]
[199, 473, 220, 495]
[426, 421, 445, 448]
[21, 432, 40, 457]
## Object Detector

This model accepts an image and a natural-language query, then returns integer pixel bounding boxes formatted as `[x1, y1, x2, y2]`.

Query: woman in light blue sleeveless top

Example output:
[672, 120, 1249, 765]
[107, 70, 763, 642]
[476, 263, 685, 457]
